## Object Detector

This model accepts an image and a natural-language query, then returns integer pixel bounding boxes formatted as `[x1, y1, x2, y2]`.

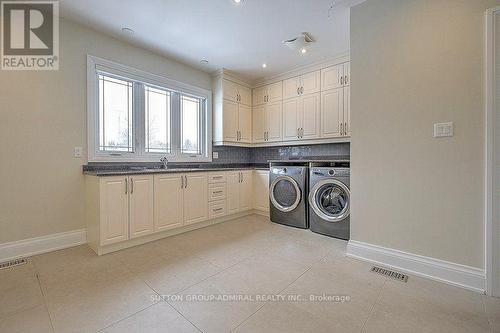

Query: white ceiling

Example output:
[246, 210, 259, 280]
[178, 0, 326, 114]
[60, 0, 364, 82]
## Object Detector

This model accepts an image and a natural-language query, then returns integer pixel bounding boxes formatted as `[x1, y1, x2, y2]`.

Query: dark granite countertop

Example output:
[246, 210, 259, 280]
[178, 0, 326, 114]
[83, 163, 270, 176]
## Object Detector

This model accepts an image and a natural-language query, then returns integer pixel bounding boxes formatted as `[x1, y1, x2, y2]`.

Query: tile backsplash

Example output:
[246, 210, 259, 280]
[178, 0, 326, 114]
[213, 143, 349, 164]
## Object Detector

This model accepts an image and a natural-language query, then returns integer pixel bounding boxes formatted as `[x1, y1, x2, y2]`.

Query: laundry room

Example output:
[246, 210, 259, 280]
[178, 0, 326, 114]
[0, 0, 499, 332]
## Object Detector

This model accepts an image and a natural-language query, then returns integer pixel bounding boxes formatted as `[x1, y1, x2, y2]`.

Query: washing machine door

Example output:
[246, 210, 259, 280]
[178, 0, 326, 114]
[270, 175, 301, 212]
[309, 179, 350, 222]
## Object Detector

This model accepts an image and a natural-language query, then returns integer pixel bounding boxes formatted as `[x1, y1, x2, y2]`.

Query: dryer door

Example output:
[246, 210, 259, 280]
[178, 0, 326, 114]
[309, 179, 350, 222]
[270, 176, 301, 212]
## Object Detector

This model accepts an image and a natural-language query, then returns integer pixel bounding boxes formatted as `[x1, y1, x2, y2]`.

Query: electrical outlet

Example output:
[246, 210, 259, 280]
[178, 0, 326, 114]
[212, 152, 219, 159]
[433, 122, 453, 138]
[74, 147, 83, 158]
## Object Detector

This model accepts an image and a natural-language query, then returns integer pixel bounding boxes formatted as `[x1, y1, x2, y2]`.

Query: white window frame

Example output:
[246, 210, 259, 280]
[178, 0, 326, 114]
[87, 55, 212, 163]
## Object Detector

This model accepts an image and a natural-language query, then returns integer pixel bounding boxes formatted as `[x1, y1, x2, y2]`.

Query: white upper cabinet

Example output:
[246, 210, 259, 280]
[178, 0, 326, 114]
[222, 100, 239, 142]
[321, 88, 343, 138]
[267, 82, 283, 103]
[300, 93, 321, 139]
[300, 71, 321, 95]
[253, 81, 283, 106]
[213, 76, 253, 144]
[252, 105, 266, 143]
[238, 85, 252, 106]
[283, 76, 302, 99]
[238, 104, 252, 143]
[266, 101, 282, 142]
[283, 71, 320, 99]
[283, 98, 300, 141]
[321, 62, 350, 91]
[253, 101, 282, 143]
[253, 86, 267, 106]
[222, 79, 239, 102]
[223, 79, 251, 106]
[320, 62, 351, 138]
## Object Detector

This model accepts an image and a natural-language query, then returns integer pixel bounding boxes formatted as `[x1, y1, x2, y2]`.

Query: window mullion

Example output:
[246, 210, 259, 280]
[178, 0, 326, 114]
[171, 92, 181, 159]
[134, 82, 145, 158]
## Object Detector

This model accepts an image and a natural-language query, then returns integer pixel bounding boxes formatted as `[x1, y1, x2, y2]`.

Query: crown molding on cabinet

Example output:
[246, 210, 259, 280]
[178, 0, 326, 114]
[252, 51, 350, 88]
[211, 51, 350, 89]
[211, 68, 253, 88]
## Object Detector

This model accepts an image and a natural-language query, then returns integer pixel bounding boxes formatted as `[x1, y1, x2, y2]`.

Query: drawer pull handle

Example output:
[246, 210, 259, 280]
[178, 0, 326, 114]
[213, 208, 223, 212]
[213, 190, 223, 194]
[213, 176, 223, 179]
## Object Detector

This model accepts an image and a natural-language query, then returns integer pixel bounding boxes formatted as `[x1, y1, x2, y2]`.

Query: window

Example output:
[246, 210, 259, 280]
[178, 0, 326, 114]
[181, 95, 202, 155]
[98, 75, 133, 152]
[87, 55, 212, 162]
[145, 85, 171, 154]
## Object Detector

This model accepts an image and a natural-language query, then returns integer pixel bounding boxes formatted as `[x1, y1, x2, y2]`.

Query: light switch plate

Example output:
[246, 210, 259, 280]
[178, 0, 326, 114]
[74, 147, 83, 158]
[433, 122, 453, 138]
[212, 152, 219, 159]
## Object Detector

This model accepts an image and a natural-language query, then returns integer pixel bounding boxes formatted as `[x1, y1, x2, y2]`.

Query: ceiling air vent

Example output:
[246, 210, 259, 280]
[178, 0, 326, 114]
[283, 32, 314, 51]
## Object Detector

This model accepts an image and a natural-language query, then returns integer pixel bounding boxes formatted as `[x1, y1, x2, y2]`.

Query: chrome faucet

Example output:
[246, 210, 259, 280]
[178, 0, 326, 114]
[160, 157, 168, 169]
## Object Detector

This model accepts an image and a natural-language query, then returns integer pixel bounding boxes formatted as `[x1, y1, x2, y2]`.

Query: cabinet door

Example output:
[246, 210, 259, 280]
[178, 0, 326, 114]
[183, 173, 208, 225]
[154, 174, 183, 232]
[226, 171, 240, 214]
[300, 92, 321, 139]
[223, 79, 239, 102]
[343, 62, 350, 86]
[321, 64, 344, 91]
[223, 100, 239, 142]
[100, 177, 129, 245]
[282, 98, 300, 141]
[283, 76, 300, 99]
[266, 101, 282, 142]
[344, 85, 351, 136]
[300, 71, 320, 95]
[321, 88, 344, 138]
[267, 81, 283, 102]
[239, 170, 253, 211]
[253, 86, 267, 106]
[252, 105, 265, 143]
[129, 175, 154, 239]
[253, 170, 269, 212]
[238, 104, 252, 143]
[238, 85, 252, 106]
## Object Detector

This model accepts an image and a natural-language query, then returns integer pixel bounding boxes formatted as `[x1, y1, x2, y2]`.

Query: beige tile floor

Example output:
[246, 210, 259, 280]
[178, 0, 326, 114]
[0, 214, 499, 333]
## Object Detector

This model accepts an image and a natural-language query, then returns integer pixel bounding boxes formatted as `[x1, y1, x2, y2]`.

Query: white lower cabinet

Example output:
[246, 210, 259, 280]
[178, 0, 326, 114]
[87, 169, 260, 254]
[227, 170, 253, 214]
[98, 175, 154, 246]
[253, 170, 270, 212]
[129, 175, 154, 239]
[99, 176, 129, 245]
[154, 174, 184, 231]
[183, 173, 209, 225]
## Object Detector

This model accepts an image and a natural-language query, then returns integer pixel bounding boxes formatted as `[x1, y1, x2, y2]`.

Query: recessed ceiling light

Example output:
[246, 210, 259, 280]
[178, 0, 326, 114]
[301, 48, 307, 54]
[200, 59, 209, 65]
[233, 0, 241, 3]
[121, 27, 134, 35]
[262, 63, 267, 68]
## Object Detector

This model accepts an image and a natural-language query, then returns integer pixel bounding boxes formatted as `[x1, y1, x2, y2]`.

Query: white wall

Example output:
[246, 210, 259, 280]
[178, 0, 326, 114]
[350, 0, 500, 268]
[0, 19, 211, 244]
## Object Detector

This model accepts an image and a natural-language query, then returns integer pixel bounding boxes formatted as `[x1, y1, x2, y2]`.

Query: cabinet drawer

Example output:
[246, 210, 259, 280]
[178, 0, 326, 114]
[208, 183, 226, 201]
[208, 172, 226, 183]
[209, 200, 226, 218]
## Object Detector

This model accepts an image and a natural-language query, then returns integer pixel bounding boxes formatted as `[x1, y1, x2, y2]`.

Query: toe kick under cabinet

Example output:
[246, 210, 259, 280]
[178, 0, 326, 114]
[85, 169, 263, 254]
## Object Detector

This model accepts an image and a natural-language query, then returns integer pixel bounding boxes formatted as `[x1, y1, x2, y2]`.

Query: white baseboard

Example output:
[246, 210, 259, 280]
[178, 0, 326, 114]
[0, 229, 87, 263]
[346, 240, 486, 294]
